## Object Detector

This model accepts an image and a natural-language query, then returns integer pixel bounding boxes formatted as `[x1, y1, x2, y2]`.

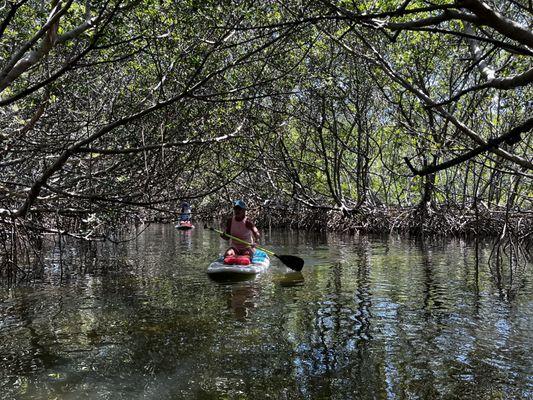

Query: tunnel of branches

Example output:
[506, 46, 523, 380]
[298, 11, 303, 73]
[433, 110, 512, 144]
[0, 0, 531, 276]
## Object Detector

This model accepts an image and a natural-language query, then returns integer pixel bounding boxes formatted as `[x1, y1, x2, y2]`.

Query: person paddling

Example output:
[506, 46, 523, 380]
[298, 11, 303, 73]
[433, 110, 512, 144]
[221, 200, 260, 259]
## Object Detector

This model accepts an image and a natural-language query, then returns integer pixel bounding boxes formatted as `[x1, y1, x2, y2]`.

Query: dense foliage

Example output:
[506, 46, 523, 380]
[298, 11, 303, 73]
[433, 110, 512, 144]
[0, 0, 531, 254]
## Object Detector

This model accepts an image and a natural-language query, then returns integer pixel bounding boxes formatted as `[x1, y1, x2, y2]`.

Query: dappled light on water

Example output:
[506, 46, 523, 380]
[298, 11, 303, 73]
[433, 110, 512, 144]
[0, 224, 531, 399]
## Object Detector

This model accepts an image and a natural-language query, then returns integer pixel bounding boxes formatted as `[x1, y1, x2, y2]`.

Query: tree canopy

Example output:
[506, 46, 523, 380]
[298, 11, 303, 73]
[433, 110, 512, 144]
[0, 0, 531, 241]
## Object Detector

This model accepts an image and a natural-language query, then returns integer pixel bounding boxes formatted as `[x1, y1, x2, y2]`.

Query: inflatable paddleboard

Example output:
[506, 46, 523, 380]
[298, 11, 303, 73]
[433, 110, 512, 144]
[207, 250, 270, 276]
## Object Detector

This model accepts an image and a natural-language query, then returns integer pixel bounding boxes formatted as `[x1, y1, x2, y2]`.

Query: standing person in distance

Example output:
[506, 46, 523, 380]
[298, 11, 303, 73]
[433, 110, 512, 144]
[179, 201, 192, 222]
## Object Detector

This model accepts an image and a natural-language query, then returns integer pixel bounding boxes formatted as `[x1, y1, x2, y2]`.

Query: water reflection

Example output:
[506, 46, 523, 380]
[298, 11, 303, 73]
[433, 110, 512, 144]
[175, 229, 193, 251]
[0, 225, 531, 399]
[223, 282, 260, 321]
[289, 241, 376, 399]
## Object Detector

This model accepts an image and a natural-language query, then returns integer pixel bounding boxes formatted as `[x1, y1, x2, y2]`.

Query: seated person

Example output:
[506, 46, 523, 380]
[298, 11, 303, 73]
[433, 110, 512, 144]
[221, 200, 260, 258]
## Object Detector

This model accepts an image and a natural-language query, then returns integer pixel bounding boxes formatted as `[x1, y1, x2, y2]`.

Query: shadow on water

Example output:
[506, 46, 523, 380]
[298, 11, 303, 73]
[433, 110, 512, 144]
[273, 271, 305, 287]
[207, 273, 257, 284]
[0, 225, 531, 399]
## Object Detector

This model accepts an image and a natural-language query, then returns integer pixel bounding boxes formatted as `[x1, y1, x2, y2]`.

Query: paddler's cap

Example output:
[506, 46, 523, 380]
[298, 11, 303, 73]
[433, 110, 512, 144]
[233, 200, 246, 209]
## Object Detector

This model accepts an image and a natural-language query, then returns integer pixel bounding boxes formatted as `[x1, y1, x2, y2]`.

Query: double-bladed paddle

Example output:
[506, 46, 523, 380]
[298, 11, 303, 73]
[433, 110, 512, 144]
[205, 226, 304, 272]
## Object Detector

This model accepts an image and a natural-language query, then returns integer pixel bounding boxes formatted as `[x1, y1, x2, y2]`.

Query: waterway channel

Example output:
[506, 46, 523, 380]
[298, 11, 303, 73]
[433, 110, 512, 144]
[0, 224, 531, 399]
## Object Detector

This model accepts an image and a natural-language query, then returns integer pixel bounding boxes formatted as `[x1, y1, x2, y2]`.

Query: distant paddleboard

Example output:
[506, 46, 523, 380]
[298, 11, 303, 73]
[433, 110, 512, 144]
[175, 221, 194, 230]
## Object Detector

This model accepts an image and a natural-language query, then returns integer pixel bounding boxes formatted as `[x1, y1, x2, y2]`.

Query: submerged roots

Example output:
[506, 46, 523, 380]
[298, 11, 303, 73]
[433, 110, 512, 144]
[254, 204, 532, 237]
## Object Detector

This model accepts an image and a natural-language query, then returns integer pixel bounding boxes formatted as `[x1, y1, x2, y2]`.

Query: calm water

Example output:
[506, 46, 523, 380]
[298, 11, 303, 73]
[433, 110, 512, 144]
[0, 224, 531, 399]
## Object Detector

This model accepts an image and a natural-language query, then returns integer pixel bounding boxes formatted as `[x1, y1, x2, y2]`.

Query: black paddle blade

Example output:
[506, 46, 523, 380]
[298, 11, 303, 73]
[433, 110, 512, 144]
[275, 254, 304, 272]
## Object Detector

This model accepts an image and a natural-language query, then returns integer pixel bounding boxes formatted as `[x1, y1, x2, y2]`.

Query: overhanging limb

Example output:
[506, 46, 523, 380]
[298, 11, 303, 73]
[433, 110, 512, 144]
[405, 117, 533, 176]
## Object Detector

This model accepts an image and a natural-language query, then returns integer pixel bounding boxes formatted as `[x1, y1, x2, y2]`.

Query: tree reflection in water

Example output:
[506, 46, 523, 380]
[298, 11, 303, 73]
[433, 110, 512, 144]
[0, 225, 531, 399]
